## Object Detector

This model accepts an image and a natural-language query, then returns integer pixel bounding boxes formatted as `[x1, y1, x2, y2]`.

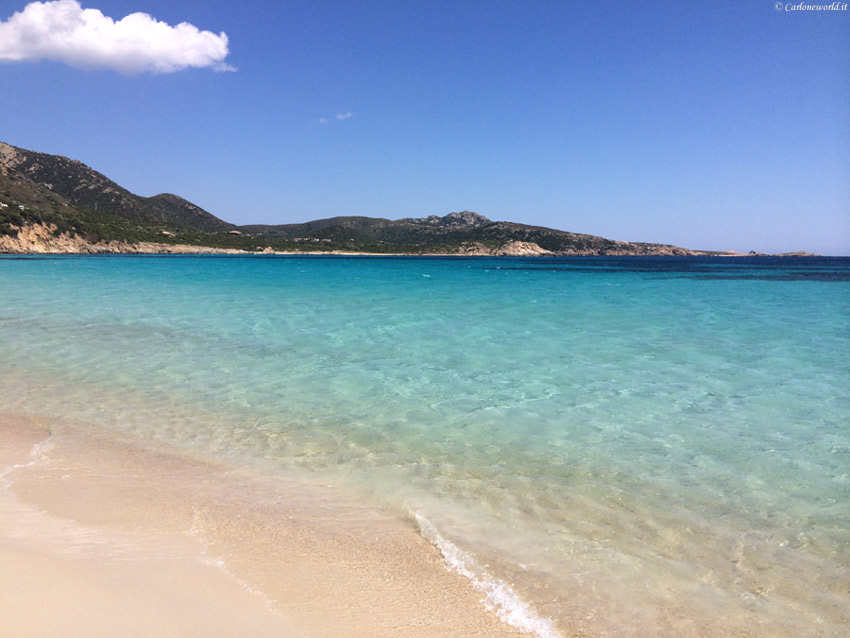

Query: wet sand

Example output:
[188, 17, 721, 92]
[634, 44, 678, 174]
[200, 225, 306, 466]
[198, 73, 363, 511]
[0, 414, 526, 637]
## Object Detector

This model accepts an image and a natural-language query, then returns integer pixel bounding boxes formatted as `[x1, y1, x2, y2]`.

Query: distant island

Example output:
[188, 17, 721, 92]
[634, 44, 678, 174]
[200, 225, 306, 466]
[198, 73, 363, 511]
[0, 142, 813, 257]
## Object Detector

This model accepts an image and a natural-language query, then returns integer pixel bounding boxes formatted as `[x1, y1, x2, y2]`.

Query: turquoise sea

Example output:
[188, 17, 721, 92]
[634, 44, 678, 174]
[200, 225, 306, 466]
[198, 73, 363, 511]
[1, 255, 848, 637]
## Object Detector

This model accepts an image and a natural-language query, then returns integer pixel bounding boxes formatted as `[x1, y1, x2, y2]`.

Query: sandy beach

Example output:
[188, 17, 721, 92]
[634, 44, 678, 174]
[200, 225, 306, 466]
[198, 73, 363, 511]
[0, 413, 527, 638]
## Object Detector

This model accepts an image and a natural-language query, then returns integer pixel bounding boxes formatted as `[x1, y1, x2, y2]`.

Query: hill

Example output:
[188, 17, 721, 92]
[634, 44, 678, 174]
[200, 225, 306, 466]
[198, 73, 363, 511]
[1, 141, 233, 233]
[1, 141, 724, 255]
[240, 211, 707, 256]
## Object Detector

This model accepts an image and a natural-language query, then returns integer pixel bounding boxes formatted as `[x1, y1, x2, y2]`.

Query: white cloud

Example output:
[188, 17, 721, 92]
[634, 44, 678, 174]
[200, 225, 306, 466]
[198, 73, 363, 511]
[0, 0, 234, 74]
[318, 113, 353, 124]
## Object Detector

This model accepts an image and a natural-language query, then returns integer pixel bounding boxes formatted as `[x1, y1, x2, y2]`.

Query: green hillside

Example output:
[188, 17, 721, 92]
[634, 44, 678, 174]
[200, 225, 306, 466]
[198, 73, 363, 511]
[1, 141, 717, 255]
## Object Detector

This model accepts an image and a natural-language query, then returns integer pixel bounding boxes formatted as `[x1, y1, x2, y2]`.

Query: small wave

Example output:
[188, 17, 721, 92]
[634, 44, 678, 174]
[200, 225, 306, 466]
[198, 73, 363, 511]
[189, 508, 283, 613]
[413, 511, 562, 638]
[0, 433, 52, 485]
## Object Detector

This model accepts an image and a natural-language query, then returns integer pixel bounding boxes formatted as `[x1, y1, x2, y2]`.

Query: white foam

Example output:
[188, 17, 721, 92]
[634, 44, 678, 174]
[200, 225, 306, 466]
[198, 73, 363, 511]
[0, 434, 52, 485]
[413, 511, 562, 638]
[188, 509, 282, 613]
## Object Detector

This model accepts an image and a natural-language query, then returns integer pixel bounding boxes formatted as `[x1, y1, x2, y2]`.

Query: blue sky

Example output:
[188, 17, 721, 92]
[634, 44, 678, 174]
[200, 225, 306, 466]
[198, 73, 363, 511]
[1, 0, 848, 254]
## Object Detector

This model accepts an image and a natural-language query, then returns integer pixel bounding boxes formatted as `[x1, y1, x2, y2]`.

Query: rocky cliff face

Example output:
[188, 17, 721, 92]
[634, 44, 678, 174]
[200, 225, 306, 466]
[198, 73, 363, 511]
[0, 223, 248, 255]
[0, 222, 109, 253]
[0, 142, 23, 173]
[456, 240, 553, 256]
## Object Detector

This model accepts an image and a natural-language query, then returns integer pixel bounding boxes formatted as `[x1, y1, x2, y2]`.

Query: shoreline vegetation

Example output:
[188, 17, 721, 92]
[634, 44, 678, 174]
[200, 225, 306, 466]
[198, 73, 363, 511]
[0, 221, 819, 257]
[1, 413, 529, 638]
[1, 141, 819, 257]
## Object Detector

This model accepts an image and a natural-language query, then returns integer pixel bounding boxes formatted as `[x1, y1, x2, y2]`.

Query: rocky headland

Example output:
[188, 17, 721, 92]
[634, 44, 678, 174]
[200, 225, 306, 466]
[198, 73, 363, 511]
[0, 141, 812, 257]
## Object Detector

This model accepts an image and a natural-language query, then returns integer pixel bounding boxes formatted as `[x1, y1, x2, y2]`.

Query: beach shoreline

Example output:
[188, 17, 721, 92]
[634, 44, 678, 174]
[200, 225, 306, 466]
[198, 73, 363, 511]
[0, 413, 528, 638]
[3, 255, 847, 638]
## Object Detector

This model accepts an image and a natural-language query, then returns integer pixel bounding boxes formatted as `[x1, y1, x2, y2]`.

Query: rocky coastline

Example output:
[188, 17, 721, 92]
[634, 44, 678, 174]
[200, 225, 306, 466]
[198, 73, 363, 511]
[0, 223, 250, 255]
[0, 223, 818, 257]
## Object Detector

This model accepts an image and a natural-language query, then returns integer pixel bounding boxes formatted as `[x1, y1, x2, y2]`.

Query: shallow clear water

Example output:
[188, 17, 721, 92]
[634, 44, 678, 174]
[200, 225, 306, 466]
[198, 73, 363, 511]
[1, 255, 848, 636]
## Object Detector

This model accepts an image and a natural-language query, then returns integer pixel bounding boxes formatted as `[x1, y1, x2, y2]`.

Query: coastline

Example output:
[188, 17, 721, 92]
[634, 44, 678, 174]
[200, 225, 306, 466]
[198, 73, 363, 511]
[0, 413, 528, 638]
[0, 222, 821, 257]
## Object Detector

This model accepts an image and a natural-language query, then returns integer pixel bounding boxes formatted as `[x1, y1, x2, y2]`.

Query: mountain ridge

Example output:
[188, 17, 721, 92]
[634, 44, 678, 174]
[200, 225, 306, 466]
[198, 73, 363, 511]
[0, 141, 791, 256]
[0, 142, 234, 232]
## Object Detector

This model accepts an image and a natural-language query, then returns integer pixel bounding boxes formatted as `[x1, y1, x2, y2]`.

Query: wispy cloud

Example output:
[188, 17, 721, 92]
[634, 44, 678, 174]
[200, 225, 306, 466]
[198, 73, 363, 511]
[319, 112, 354, 124]
[0, 0, 234, 74]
